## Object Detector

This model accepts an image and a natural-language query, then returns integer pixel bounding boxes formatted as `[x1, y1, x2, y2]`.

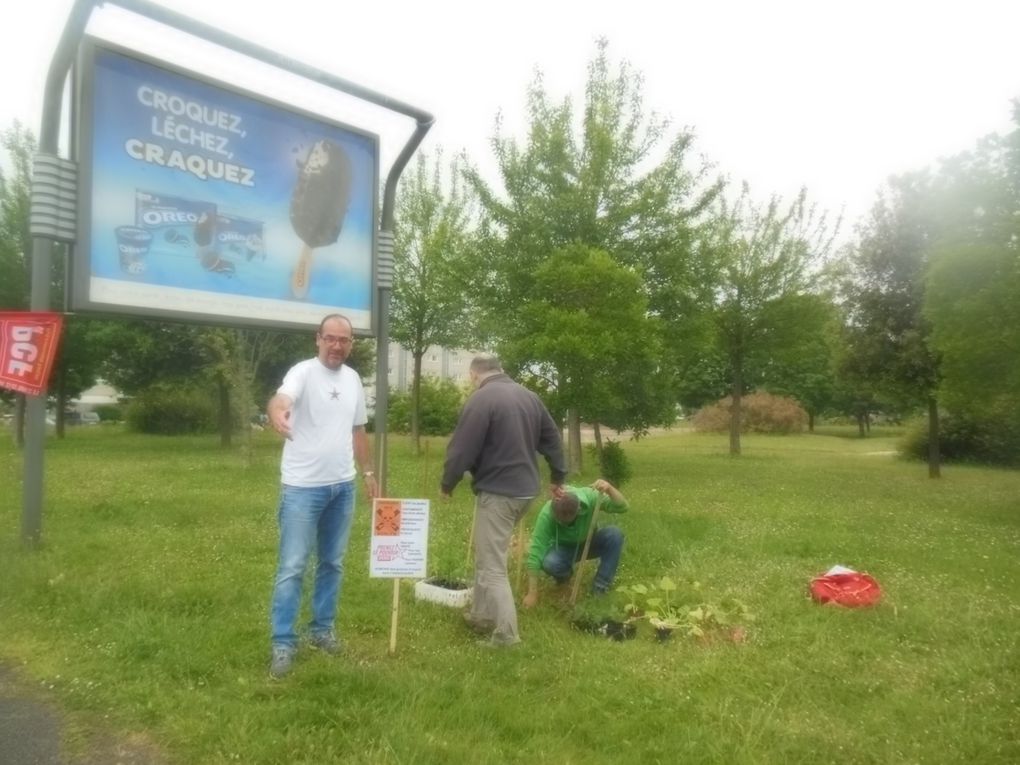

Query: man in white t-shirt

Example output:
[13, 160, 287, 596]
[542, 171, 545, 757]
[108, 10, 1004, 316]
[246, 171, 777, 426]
[265, 314, 378, 678]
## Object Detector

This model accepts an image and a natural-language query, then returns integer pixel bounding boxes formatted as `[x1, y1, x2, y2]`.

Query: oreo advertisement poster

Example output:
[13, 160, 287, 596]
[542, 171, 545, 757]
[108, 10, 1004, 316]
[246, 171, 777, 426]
[74, 40, 379, 332]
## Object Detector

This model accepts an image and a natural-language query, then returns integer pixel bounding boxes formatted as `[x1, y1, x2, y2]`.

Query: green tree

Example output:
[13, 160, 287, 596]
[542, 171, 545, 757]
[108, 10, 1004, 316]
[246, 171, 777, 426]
[1, 123, 37, 444]
[842, 172, 943, 476]
[0, 122, 34, 312]
[922, 106, 1020, 461]
[747, 292, 841, 432]
[390, 150, 476, 454]
[466, 39, 718, 469]
[502, 243, 672, 464]
[707, 185, 836, 455]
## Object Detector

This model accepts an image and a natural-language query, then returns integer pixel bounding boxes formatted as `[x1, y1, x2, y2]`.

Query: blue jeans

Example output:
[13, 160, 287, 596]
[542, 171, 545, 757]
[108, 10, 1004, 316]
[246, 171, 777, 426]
[270, 481, 355, 650]
[541, 526, 624, 593]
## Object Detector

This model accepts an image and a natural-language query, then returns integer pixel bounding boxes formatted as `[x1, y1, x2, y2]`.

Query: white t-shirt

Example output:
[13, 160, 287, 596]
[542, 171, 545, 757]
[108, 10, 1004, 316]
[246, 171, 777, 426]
[277, 358, 367, 487]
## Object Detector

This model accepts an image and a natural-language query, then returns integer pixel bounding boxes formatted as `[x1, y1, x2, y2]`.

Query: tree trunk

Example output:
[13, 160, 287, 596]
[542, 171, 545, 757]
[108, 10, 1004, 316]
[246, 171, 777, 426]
[218, 378, 232, 448]
[865, 412, 871, 435]
[411, 352, 424, 455]
[232, 330, 255, 464]
[729, 356, 743, 456]
[856, 412, 866, 437]
[927, 395, 941, 479]
[593, 422, 603, 460]
[55, 380, 68, 440]
[14, 394, 26, 447]
[567, 408, 582, 474]
[808, 411, 815, 433]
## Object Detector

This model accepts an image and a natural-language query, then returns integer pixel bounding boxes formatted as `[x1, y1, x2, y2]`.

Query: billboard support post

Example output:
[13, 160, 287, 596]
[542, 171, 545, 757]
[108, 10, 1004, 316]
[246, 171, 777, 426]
[23, 0, 432, 545]
[374, 120, 434, 495]
[23, 0, 97, 546]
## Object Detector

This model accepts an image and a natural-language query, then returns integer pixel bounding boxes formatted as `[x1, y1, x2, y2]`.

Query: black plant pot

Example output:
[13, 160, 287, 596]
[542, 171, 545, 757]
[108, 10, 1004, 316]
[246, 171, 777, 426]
[571, 618, 636, 641]
[654, 626, 674, 643]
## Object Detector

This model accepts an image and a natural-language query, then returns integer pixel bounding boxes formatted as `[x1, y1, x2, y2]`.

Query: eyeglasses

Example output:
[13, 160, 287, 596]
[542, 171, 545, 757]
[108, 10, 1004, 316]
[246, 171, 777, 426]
[319, 334, 353, 347]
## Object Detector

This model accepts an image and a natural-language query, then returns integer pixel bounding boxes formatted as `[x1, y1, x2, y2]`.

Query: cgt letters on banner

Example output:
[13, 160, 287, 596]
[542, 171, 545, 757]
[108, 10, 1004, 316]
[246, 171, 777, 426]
[0, 312, 64, 397]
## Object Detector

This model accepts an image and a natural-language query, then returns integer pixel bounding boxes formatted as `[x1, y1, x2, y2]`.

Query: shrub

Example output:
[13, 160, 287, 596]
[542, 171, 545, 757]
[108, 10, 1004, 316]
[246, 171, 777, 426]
[93, 404, 123, 422]
[597, 439, 632, 487]
[901, 411, 1020, 467]
[692, 391, 808, 434]
[387, 376, 465, 436]
[126, 386, 217, 435]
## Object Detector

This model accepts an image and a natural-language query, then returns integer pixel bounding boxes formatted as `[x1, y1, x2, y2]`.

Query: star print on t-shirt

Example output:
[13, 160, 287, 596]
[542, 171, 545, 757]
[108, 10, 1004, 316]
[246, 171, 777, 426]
[329, 387, 340, 400]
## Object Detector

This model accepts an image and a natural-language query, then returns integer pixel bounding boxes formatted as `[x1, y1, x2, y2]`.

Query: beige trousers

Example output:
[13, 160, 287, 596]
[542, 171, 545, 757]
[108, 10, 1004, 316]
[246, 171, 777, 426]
[469, 492, 533, 645]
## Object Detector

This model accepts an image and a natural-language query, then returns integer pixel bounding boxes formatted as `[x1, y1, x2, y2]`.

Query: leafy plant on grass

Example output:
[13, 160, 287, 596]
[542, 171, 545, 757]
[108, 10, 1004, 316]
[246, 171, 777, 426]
[619, 577, 755, 642]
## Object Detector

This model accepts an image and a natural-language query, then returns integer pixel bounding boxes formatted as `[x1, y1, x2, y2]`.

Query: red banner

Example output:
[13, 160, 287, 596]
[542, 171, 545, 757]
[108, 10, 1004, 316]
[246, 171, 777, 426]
[0, 312, 65, 397]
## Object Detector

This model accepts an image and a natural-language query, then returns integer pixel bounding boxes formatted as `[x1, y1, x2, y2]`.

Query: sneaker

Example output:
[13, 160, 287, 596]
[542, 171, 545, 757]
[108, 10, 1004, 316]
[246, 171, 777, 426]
[269, 646, 295, 679]
[308, 631, 343, 655]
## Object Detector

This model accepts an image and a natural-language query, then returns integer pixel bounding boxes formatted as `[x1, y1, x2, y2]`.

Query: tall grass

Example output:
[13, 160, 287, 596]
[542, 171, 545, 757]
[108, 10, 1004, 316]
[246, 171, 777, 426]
[1, 425, 1018, 764]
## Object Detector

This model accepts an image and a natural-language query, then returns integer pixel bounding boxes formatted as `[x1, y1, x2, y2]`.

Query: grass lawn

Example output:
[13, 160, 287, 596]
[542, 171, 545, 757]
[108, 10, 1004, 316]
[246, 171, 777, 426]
[1, 425, 1018, 764]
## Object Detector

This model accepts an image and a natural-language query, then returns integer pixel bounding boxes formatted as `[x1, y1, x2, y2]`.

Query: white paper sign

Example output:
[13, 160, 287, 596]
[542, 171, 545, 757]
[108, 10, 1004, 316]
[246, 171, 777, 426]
[369, 498, 429, 578]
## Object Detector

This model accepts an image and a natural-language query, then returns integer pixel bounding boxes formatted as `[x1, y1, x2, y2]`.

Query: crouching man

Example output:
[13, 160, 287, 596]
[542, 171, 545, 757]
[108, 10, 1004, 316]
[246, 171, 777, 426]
[522, 479, 629, 607]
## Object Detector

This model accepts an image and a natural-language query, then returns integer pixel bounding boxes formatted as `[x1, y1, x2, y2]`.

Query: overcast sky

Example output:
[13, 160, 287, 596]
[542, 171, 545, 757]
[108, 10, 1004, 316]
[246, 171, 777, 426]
[3, 0, 1018, 233]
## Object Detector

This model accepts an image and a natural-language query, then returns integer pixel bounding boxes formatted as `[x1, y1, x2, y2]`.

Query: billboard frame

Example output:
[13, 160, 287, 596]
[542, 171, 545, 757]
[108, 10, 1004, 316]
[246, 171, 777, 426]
[72, 36, 381, 336]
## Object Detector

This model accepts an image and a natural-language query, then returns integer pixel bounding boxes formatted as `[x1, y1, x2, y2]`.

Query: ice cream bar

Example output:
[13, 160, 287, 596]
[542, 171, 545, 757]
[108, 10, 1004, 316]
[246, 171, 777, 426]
[289, 140, 352, 248]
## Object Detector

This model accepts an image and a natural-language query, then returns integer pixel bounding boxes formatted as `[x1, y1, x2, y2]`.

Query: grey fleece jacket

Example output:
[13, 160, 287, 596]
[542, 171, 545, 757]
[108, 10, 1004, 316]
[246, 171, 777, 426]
[441, 374, 566, 497]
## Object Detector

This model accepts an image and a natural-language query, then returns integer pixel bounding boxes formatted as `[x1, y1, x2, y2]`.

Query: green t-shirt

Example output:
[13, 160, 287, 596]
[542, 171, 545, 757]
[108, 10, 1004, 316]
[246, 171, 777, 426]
[526, 485, 628, 571]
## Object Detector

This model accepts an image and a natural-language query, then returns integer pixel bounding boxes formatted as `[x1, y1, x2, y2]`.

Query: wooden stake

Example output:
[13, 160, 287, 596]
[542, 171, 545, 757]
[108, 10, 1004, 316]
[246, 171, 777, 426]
[569, 494, 604, 606]
[388, 578, 400, 656]
[514, 526, 528, 592]
[466, 496, 477, 572]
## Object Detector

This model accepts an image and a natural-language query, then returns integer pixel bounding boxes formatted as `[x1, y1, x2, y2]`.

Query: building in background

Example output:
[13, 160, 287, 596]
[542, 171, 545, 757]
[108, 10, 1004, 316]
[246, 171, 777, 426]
[70, 380, 121, 413]
[385, 343, 480, 393]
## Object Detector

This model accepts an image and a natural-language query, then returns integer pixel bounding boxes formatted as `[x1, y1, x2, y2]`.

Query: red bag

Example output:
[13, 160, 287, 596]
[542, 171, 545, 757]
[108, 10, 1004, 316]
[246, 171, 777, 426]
[810, 572, 881, 607]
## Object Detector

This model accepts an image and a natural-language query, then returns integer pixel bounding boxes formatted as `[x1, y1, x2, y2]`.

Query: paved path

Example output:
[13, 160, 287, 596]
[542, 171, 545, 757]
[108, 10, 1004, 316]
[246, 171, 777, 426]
[0, 665, 162, 765]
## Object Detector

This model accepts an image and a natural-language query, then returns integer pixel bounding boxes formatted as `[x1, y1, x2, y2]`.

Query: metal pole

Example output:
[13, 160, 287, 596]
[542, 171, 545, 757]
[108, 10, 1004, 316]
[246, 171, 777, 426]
[374, 119, 434, 495]
[22, 0, 98, 546]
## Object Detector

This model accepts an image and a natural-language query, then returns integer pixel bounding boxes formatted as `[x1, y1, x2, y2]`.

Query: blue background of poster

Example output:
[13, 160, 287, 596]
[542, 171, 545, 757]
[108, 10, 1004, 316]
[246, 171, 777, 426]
[82, 43, 378, 328]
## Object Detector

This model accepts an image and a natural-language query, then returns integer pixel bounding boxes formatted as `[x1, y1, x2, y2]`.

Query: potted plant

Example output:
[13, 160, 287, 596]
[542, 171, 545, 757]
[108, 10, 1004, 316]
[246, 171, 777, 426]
[621, 576, 684, 641]
[414, 547, 473, 608]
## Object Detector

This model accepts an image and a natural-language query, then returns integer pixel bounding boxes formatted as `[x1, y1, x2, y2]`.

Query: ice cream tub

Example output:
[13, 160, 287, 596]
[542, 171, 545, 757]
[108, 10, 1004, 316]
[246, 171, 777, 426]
[114, 225, 152, 275]
[217, 213, 265, 262]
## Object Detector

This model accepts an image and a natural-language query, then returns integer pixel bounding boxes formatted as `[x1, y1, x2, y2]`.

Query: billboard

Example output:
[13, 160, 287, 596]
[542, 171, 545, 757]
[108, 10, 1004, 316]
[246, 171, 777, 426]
[73, 39, 379, 333]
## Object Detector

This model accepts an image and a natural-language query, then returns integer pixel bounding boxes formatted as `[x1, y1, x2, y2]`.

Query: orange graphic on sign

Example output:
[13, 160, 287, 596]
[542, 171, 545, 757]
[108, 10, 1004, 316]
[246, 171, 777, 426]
[373, 500, 402, 536]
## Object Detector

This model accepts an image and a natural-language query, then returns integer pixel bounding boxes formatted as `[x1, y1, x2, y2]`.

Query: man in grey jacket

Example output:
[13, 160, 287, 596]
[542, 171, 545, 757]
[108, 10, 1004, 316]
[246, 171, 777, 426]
[441, 354, 566, 647]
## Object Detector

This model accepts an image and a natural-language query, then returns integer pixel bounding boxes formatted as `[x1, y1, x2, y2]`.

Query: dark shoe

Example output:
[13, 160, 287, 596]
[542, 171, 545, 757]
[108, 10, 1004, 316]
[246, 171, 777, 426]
[463, 612, 495, 635]
[308, 631, 343, 655]
[269, 646, 295, 679]
[477, 635, 521, 649]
